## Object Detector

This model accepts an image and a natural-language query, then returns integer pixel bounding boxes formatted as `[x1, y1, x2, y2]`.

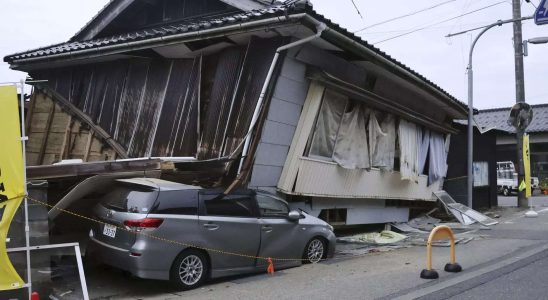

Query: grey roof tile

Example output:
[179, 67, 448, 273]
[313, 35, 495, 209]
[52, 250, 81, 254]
[458, 104, 548, 133]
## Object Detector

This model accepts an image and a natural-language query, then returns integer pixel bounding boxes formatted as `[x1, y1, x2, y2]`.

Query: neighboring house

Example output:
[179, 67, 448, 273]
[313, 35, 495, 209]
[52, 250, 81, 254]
[445, 123, 499, 210]
[4, 0, 468, 225]
[474, 104, 548, 181]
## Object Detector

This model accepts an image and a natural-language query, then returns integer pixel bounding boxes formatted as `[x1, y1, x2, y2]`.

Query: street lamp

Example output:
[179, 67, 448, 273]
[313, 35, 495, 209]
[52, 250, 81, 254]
[446, 16, 532, 209]
[523, 37, 548, 56]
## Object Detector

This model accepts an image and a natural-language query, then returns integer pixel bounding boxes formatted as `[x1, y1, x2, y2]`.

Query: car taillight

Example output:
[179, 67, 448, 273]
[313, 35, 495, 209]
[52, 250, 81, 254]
[124, 218, 163, 228]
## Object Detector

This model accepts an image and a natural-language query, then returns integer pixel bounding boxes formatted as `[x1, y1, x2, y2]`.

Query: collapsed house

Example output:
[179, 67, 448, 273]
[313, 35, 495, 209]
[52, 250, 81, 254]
[4, 0, 468, 226]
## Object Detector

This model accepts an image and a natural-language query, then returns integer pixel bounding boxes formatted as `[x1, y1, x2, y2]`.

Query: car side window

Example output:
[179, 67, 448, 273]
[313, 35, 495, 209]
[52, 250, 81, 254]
[151, 190, 198, 215]
[203, 195, 257, 218]
[256, 194, 289, 217]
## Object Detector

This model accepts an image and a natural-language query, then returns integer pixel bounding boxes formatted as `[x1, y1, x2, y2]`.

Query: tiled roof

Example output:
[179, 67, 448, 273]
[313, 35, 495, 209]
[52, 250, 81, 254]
[460, 104, 548, 133]
[4, 5, 290, 62]
[3, 1, 465, 111]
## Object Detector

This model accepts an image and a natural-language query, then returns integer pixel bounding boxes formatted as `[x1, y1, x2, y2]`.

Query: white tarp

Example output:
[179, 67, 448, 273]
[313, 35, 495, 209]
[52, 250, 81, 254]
[368, 111, 388, 168]
[333, 103, 370, 169]
[370, 113, 396, 170]
[398, 119, 420, 181]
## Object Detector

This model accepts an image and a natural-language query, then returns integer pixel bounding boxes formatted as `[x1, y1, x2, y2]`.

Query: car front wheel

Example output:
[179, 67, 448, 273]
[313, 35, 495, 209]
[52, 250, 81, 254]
[503, 187, 510, 196]
[170, 249, 208, 290]
[303, 237, 326, 264]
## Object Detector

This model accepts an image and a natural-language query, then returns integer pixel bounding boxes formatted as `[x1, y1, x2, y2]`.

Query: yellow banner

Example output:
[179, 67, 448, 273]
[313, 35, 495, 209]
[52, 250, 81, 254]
[523, 134, 531, 198]
[0, 85, 25, 290]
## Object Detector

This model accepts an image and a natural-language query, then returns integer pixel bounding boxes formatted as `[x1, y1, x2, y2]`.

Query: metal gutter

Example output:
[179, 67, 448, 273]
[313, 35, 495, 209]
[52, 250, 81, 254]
[9, 14, 307, 69]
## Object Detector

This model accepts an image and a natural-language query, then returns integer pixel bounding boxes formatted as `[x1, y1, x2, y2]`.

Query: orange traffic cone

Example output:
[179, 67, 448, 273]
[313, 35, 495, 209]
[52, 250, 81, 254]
[267, 257, 274, 275]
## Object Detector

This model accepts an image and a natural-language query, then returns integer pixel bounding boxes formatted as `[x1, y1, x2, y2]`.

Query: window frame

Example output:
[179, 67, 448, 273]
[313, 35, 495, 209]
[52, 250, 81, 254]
[256, 193, 290, 218]
[197, 190, 260, 218]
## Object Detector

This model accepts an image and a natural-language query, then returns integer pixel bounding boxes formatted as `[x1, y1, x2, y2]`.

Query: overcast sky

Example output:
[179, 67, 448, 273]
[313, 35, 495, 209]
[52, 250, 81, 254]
[1, 0, 547, 109]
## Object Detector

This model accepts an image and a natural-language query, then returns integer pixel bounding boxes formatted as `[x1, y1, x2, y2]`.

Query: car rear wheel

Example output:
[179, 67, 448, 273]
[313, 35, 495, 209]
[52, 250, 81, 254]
[303, 237, 326, 264]
[170, 249, 208, 290]
[503, 187, 510, 196]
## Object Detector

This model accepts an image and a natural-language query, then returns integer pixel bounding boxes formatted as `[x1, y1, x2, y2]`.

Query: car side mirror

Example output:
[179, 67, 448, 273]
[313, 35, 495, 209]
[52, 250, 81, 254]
[288, 210, 302, 221]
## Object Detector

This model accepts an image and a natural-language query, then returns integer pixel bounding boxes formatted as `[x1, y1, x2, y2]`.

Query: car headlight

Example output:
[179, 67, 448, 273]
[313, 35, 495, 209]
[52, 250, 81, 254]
[327, 224, 334, 232]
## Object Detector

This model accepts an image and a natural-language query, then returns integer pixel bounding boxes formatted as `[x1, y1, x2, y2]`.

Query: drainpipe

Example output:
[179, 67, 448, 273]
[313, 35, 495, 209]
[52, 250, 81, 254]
[237, 21, 327, 175]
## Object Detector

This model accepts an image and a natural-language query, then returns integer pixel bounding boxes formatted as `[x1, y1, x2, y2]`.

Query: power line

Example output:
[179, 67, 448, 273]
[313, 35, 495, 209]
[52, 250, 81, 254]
[349, 0, 364, 19]
[358, 21, 493, 35]
[354, 0, 457, 33]
[373, 1, 507, 45]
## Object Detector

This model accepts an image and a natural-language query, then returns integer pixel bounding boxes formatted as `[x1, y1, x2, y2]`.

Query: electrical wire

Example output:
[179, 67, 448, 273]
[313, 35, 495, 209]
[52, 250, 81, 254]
[350, 0, 364, 19]
[526, 0, 538, 9]
[373, 1, 507, 45]
[353, 0, 457, 33]
[358, 21, 493, 35]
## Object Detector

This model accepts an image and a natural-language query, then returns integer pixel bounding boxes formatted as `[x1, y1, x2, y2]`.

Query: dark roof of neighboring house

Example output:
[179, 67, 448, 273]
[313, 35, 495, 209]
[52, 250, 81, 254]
[3, 1, 465, 112]
[460, 103, 548, 133]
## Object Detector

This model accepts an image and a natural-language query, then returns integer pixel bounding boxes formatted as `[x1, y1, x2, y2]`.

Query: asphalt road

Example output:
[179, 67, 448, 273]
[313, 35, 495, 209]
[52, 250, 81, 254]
[498, 194, 548, 207]
[448, 253, 548, 300]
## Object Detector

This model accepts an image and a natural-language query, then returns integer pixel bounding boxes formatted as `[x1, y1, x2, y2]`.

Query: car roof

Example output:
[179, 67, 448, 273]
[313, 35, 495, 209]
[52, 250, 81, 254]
[116, 178, 202, 191]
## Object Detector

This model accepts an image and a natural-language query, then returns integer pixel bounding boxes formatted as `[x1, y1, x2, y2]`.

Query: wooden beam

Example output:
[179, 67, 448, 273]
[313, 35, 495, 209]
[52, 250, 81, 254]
[59, 116, 72, 160]
[40, 88, 129, 158]
[37, 102, 56, 165]
[26, 159, 164, 180]
[83, 130, 94, 161]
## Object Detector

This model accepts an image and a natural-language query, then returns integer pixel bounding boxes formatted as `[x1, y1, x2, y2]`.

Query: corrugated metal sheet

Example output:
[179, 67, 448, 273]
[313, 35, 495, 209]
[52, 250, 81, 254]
[32, 38, 281, 160]
[197, 47, 244, 159]
[293, 157, 440, 201]
[222, 36, 284, 156]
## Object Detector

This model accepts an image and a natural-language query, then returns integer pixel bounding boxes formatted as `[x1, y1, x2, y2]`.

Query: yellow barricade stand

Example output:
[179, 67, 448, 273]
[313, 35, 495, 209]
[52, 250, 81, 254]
[420, 225, 462, 279]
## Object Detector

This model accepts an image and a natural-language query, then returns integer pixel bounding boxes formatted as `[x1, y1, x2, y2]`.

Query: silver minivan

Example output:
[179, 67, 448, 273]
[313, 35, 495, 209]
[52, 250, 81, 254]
[87, 178, 336, 290]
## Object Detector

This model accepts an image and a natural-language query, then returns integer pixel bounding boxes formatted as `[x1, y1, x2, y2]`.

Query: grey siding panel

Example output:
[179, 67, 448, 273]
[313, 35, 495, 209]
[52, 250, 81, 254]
[249, 56, 309, 189]
[248, 165, 283, 188]
[267, 97, 302, 127]
[255, 142, 289, 167]
[272, 75, 309, 106]
[261, 120, 296, 146]
[279, 56, 307, 83]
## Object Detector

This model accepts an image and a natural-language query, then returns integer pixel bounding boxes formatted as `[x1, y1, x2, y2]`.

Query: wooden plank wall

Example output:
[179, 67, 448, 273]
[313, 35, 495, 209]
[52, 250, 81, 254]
[26, 92, 118, 166]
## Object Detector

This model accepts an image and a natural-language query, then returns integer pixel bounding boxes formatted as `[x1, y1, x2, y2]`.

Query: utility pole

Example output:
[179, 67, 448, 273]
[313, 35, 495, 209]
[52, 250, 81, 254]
[512, 0, 528, 208]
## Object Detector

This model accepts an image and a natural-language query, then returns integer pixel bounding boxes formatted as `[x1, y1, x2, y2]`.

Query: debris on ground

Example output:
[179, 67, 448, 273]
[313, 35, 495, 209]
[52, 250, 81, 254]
[337, 230, 407, 245]
[434, 190, 498, 226]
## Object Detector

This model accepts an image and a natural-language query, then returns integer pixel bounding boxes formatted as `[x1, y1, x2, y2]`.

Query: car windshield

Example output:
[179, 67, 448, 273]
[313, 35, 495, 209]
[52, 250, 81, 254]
[100, 184, 158, 213]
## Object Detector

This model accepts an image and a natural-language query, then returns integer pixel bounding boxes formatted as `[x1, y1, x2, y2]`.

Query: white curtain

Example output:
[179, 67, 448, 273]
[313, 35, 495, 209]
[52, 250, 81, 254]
[398, 119, 420, 181]
[418, 128, 430, 175]
[333, 104, 370, 169]
[428, 132, 448, 184]
[371, 113, 396, 170]
[309, 90, 347, 159]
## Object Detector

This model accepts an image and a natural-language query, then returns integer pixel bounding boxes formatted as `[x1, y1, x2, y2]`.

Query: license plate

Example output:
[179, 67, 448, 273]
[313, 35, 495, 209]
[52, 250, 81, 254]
[103, 224, 117, 238]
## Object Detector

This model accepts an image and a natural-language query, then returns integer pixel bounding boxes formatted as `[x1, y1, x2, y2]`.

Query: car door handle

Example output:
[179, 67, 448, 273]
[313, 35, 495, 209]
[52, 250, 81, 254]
[261, 225, 272, 232]
[203, 223, 219, 230]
